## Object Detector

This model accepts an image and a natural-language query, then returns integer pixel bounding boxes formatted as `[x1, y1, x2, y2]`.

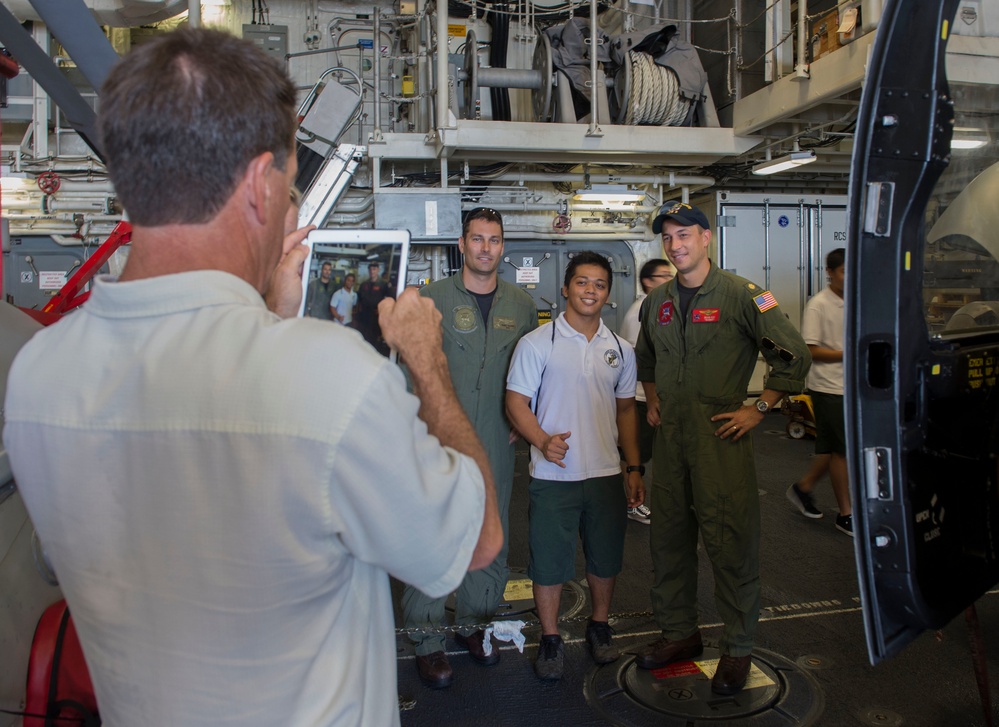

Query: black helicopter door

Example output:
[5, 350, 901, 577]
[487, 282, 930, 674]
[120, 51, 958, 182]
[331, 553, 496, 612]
[847, 0, 999, 664]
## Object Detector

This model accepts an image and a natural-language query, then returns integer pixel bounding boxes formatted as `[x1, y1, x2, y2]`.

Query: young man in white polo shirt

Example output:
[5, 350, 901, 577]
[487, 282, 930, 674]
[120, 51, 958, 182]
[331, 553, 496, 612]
[505, 251, 645, 680]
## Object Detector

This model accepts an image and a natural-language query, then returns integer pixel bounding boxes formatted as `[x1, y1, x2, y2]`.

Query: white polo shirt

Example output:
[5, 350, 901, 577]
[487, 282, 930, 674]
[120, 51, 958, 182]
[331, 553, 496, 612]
[507, 313, 637, 481]
[330, 286, 357, 324]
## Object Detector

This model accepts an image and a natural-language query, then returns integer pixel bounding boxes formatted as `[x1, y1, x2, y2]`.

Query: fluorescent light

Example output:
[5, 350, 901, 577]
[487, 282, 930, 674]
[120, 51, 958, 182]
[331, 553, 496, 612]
[573, 184, 646, 203]
[752, 150, 817, 176]
[951, 138, 987, 150]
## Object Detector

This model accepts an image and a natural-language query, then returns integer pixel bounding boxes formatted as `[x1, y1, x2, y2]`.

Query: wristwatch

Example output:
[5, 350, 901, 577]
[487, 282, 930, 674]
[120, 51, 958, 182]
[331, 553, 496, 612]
[626, 465, 646, 475]
[755, 399, 770, 414]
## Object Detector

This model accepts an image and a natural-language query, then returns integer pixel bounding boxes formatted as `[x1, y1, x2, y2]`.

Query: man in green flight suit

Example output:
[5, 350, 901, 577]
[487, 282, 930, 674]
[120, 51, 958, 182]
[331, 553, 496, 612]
[633, 201, 810, 695]
[402, 207, 537, 689]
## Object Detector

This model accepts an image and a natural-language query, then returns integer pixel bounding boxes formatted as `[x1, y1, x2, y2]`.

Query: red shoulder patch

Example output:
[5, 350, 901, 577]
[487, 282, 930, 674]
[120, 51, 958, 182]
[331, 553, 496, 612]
[658, 301, 674, 325]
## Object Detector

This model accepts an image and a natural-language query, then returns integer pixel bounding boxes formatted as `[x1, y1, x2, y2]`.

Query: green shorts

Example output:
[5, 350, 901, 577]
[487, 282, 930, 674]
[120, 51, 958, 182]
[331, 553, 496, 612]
[527, 474, 627, 586]
[811, 391, 846, 455]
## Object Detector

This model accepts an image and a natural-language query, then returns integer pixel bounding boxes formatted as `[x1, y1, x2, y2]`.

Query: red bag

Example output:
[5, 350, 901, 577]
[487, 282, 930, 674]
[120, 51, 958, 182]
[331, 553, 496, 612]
[24, 600, 100, 726]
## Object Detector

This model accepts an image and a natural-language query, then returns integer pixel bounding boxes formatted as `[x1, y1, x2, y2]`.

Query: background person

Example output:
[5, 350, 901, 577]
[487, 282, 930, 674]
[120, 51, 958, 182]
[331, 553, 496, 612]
[618, 257, 673, 524]
[633, 201, 810, 696]
[786, 247, 853, 535]
[330, 272, 357, 325]
[357, 261, 392, 353]
[305, 260, 335, 320]
[401, 207, 536, 689]
[506, 251, 644, 681]
[3, 28, 502, 727]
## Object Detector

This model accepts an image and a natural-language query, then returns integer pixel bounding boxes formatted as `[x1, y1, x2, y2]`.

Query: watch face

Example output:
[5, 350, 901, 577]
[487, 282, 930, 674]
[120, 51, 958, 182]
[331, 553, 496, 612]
[756, 400, 769, 413]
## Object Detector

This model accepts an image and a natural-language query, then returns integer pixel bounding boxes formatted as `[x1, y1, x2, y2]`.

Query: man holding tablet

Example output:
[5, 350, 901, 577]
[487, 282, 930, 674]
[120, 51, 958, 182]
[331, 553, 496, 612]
[4, 28, 501, 727]
[401, 206, 536, 689]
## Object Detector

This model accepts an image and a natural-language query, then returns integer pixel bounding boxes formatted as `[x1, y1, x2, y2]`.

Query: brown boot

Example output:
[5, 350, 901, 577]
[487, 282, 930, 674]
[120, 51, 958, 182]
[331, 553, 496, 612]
[633, 631, 703, 669]
[415, 651, 452, 689]
[454, 630, 500, 666]
[711, 654, 752, 695]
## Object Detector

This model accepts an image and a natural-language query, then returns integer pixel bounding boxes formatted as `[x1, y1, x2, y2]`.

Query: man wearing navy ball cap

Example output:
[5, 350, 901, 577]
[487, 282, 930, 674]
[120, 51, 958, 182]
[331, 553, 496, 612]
[633, 201, 810, 695]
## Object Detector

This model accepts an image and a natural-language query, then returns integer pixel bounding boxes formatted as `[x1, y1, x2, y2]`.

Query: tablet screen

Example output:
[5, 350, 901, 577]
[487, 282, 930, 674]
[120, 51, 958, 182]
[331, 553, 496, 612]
[299, 229, 411, 359]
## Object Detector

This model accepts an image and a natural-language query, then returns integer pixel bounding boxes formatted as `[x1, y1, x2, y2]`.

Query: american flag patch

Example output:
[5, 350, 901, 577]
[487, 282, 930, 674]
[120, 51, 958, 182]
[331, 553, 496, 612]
[753, 291, 778, 313]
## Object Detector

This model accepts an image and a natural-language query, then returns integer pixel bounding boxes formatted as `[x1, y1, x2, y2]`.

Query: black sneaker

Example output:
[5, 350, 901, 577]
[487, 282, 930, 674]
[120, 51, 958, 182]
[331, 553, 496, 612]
[836, 514, 854, 537]
[786, 483, 823, 519]
[534, 634, 564, 681]
[585, 620, 620, 664]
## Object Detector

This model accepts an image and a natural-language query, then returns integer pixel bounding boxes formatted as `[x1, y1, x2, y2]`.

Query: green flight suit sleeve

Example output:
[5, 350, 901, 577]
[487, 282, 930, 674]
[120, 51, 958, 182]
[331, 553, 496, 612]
[635, 294, 657, 383]
[742, 285, 811, 394]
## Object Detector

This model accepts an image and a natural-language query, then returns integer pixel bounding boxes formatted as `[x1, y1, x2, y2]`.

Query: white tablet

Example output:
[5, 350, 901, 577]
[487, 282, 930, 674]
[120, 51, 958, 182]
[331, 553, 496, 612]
[299, 228, 411, 359]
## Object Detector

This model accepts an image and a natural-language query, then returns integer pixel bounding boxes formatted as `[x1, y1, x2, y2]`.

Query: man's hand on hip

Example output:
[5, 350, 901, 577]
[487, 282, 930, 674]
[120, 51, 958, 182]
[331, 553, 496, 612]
[711, 405, 763, 442]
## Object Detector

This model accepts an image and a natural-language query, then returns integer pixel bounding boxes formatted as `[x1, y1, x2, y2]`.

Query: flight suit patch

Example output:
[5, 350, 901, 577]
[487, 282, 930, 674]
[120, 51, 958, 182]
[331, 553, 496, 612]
[692, 308, 719, 323]
[453, 305, 478, 332]
[604, 349, 621, 368]
[493, 316, 516, 331]
[753, 291, 779, 313]
[658, 301, 674, 325]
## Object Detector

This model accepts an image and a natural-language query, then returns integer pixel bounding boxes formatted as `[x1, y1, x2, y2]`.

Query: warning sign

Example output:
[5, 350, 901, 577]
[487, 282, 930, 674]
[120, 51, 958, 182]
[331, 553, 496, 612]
[39, 271, 68, 290]
[963, 350, 997, 392]
[448, 24, 466, 37]
[537, 309, 552, 326]
[516, 267, 540, 284]
[694, 659, 776, 690]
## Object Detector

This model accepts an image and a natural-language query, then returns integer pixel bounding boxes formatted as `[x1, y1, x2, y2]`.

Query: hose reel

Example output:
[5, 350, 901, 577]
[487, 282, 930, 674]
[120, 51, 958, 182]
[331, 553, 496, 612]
[612, 50, 692, 126]
[461, 30, 554, 122]
[460, 36, 691, 126]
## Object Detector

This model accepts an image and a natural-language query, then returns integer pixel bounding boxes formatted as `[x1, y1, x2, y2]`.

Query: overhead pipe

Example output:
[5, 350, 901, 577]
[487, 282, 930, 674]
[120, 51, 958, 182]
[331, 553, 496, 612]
[372, 6, 383, 142]
[435, 0, 450, 132]
[417, 3, 430, 132]
[795, 0, 807, 76]
[488, 172, 716, 187]
[587, 0, 601, 137]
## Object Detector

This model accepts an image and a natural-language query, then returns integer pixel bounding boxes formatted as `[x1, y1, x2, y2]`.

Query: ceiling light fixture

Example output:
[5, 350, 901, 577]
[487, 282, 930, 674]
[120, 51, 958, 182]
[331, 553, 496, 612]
[952, 127, 988, 150]
[951, 138, 987, 150]
[572, 184, 646, 203]
[752, 150, 818, 176]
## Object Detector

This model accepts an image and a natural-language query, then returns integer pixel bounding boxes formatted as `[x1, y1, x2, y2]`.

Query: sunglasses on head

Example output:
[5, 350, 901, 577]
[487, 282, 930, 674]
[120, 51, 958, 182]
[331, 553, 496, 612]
[465, 207, 503, 224]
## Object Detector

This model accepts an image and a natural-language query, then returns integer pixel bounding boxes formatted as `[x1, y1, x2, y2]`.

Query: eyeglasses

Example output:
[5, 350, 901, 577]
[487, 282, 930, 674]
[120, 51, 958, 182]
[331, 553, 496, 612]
[761, 336, 796, 362]
[649, 273, 674, 280]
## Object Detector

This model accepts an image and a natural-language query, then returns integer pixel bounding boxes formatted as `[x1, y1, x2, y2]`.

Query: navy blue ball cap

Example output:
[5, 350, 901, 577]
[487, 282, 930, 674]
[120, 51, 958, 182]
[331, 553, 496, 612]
[651, 201, 711, 234]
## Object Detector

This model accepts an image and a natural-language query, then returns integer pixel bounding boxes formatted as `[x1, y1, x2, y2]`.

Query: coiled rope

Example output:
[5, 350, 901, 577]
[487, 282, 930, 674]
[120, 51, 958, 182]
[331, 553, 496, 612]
[624, 50, 691, 126]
